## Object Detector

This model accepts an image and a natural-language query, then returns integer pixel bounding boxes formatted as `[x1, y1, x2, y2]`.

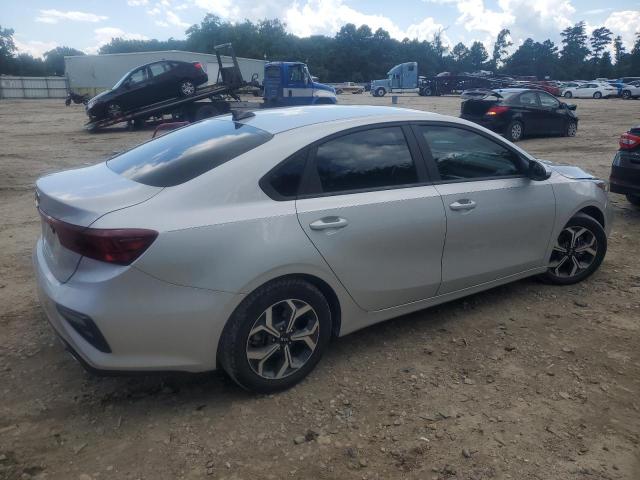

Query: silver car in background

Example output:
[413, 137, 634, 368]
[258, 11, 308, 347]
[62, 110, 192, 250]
[33, 105, 612, 392]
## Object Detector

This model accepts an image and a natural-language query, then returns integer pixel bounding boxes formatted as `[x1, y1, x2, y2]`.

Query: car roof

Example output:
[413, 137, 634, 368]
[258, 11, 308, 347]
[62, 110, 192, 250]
[222, 105, 445, 134]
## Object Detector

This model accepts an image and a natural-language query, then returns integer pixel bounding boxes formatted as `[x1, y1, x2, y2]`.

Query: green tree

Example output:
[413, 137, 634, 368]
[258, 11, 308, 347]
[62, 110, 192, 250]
[560, 22, 590, 77]
[43, 46, 85, 75]
[590, 26, 612, 58]
[467, 41, 488, 71]
[491, 28, 512, 70]
[0, 25, 17, 74]
[613, 35, 626, 64]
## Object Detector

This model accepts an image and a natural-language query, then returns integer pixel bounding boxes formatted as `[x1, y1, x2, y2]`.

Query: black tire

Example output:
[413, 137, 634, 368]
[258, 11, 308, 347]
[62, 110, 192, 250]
[375, 87, 386, 97]
[505, 120, 524, 142]
[593, 91, 602, 99]
[564, 120, 577, 137]
[423, 87, 433, 96]
[218, 278, 332, 393]
[621, 90, 632, 100]
[539, 213, 607, 285]
[564, 91, 572, 98]
[626, 194, 640, 206]
[106, 102, 122, 119]
[179, 80, 196, 97]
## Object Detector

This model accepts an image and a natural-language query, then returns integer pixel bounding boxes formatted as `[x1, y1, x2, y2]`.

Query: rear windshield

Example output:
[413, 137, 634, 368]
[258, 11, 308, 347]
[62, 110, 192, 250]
[107, 119, 273, 187]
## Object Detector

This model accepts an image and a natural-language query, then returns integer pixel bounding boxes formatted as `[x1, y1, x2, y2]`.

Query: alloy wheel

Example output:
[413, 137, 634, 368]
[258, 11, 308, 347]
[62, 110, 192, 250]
[511, 122, 523, 141]
[107, 103, 122, 118]
[245, 299, 320, 380]
[549, 226, 598, 278]
[180, 81, 195, 96]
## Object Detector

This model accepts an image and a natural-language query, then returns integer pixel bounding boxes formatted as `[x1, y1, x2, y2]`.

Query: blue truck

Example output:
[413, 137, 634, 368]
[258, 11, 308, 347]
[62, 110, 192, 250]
[370, 62, 419, 97]
[263, 61, 337, 106]
[85, 44, 336, 132]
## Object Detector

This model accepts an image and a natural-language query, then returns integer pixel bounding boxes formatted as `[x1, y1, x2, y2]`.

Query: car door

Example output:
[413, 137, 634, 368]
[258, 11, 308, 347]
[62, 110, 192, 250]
[295, 125, 446, 311]
[118, 66, 153, 109]
[413, 123, 556, 294]
[284, 64, 308, 105]
[516, 91, 543, 134]
[146, 62, 171, 103]
[536, 92, 564, 133]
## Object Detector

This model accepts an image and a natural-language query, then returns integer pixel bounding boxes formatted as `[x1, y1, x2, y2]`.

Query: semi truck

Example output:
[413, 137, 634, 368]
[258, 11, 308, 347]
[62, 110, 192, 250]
[370, 62, 419, 97]
[85, 44, 336, 132]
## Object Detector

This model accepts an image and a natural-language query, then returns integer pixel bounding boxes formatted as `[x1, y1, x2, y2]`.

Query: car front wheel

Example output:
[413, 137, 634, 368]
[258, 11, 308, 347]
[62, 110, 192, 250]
[540, 213, 607, 285]
[564, 120, 577, 137]
[593, 91, 602, 99]
[179, 80, 196, 97]
[218, 278, 332, 393]
[106, 102, 122, 118]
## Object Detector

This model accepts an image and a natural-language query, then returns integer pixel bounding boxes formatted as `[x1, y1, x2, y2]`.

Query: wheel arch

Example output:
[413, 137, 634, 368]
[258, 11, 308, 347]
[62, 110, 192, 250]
[576, 205, 605, 228]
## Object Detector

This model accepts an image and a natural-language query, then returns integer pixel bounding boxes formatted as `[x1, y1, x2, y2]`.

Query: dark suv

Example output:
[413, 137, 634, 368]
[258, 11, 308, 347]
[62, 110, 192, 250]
[86, 60, 208, 120]
[610, 125, 640, 206]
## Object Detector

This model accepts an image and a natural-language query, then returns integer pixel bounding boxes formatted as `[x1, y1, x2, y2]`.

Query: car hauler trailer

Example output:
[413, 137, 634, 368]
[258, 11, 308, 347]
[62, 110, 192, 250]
[85, 44, 336, 132]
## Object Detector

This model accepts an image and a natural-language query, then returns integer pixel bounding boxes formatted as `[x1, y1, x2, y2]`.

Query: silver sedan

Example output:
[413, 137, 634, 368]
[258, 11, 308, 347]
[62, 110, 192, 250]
[33, 105, 612, 392]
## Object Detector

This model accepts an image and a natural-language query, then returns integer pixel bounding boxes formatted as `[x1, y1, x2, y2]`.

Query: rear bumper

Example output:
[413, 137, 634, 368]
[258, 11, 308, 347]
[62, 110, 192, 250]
[33, 239, 243, 373]
[609, 151, 640, 196]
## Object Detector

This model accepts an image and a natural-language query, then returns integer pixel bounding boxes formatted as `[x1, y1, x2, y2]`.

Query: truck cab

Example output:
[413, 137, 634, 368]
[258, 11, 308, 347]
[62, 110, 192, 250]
[370, 62, 418, 97]
[263, 62, 337, 106]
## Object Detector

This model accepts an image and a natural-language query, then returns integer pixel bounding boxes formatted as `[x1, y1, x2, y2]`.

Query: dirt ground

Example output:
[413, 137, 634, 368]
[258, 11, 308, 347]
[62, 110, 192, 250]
[1, 95, 639, 480]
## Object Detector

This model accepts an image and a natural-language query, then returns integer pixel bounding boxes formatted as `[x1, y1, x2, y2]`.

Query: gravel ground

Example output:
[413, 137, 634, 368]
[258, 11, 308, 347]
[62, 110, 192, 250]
[0, 96, 639, 480]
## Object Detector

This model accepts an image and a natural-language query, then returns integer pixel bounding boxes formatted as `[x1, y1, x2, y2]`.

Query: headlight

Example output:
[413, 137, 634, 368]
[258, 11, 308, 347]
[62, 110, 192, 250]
[593, 180, 609, 192]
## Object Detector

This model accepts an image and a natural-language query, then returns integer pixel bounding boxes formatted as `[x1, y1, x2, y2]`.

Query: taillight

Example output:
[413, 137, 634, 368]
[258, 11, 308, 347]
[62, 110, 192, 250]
[486, 105, 509, 116]
[40, 211, 157, 265]
[620, 132, 640, 150]
[193, 62, 203, 71]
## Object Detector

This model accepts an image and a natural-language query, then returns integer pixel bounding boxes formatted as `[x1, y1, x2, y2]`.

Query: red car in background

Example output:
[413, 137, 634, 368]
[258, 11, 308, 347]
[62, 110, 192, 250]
[531, 81, 561, 97]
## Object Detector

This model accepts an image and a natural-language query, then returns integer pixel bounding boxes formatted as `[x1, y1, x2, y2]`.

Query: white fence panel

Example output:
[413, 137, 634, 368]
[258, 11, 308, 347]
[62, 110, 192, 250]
[0, 76, 68, 99]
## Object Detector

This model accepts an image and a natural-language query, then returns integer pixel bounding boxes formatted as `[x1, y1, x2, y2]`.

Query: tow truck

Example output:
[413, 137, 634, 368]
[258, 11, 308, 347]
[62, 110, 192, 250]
[85, 44, 336, 132]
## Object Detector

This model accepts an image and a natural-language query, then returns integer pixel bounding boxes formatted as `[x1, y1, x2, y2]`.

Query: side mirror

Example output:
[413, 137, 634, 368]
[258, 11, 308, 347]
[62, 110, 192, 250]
[528, 160, 552, 181]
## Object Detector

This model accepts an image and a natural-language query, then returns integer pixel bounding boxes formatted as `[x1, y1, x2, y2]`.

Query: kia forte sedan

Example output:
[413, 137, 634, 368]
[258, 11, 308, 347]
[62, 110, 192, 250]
[34, 105, 611, 393]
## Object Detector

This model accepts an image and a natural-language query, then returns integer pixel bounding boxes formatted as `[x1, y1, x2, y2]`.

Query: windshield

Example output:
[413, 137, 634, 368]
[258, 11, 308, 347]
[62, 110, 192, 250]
[112, 68, 134, 89]
[107, 118, 273, 187]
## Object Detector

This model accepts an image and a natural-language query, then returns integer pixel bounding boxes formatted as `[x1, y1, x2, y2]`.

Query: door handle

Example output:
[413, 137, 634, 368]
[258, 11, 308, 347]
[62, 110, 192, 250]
[449, 200, 476, 211]
[309, 217, 349, 230]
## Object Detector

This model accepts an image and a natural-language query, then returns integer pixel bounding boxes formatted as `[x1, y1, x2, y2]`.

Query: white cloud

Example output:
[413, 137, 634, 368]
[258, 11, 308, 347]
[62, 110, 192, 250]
[166, 10, 190, 28]
[35, 9, 108, 24]
[127, 0, 149, 6]
[604, 10, 640, 50]
[84, 27, 149, 54]
[14, 38, 58, 58]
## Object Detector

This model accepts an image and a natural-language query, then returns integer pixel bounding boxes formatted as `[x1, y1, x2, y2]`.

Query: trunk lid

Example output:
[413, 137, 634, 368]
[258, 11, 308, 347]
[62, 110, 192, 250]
[460, 98, 499, 118]
[36, 162, 161, 282]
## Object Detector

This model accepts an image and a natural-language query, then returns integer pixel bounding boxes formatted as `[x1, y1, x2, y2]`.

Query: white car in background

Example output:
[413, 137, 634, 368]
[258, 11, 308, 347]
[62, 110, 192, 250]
[621, 81, 640, 99]
[562, 82, 618, 99]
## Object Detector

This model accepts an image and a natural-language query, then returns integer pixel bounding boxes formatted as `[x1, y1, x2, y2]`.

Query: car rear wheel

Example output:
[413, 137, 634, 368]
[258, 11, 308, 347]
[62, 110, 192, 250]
[218, 278, 332, 393]
[564, 120, 577, 137]
[539, 213, 607, 285]
[593, 91, 602, 99]
[564, 91, 572, 98]
[622, 90, 632, 99]
[179, 80, 196, 97]
[627, 194, 640, 206]
[505, 120, 524, 142]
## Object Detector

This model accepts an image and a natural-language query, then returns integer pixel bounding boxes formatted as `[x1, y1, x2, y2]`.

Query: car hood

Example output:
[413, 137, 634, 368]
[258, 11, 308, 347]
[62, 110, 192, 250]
[88, 89, 113, 104]
[538, 160, 597, 180]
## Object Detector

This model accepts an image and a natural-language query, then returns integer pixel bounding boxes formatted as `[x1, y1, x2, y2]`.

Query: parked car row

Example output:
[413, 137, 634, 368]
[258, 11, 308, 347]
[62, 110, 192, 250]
[559, 77, 640, 99]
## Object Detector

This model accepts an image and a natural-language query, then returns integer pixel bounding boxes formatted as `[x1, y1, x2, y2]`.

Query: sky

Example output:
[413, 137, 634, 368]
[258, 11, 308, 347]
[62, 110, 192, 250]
[2, 0, 639, 58]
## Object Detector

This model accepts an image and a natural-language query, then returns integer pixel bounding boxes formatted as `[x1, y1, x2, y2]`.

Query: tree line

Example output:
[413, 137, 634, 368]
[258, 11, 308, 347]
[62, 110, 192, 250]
[1, 17, 639, 81]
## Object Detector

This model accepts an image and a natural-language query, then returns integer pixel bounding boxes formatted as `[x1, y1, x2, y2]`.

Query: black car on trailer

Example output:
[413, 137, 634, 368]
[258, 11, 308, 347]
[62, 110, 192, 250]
[460, 88, 578, 142]
[610, 125, 640, 206]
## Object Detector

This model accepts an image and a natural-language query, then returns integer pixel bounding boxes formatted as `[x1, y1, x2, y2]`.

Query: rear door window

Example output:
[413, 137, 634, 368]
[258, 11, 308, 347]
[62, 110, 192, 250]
[149, 62, 168, 77]
[107, 119, 273, 187]
[308, 127, 419, 195]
